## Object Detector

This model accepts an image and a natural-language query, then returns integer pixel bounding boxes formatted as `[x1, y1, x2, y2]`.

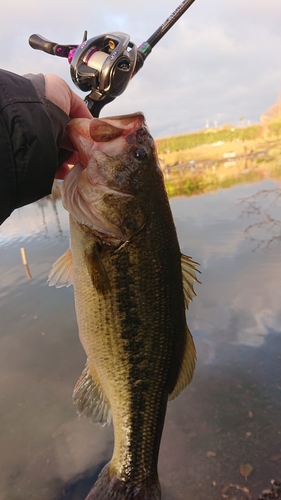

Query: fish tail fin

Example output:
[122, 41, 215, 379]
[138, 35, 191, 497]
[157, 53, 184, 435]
[85, 464, 161, 500]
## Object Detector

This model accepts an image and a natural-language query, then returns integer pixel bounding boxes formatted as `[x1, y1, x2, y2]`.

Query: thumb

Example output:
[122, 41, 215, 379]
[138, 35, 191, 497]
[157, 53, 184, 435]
[69, 91, 93, 119]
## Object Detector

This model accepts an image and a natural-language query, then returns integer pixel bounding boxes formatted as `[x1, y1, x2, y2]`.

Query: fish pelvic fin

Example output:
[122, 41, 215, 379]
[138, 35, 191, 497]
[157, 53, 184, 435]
[168, 325, 197, 401]
[73, 360, 111, 426]
[181, 253, 201, 309]
[48, 248, 73, 288]
[85, 463, 161, 500]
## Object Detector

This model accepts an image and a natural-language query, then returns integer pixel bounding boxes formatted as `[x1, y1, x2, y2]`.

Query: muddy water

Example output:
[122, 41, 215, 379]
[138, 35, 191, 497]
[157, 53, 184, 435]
[0, 179, 280, 500]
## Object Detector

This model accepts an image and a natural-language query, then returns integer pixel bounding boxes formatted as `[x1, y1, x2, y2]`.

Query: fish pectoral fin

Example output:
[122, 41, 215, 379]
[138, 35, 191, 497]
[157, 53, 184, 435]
[48, 248, 74, 288]
[73, 360, 112, 426]
[85, 244, 110, 294]
[168, 325, 197, 401]
[181, 253, 201, 309]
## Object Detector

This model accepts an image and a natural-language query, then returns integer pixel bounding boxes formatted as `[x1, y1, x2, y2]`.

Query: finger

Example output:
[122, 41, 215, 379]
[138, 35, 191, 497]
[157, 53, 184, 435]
[69, 92, 93, 119]
[65, 151, 80, 166]
[55, 163, 71, 180]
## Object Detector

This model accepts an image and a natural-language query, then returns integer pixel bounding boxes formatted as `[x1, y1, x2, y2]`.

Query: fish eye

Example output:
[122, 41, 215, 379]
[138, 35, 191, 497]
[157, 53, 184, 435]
[133, 147, 147, 162]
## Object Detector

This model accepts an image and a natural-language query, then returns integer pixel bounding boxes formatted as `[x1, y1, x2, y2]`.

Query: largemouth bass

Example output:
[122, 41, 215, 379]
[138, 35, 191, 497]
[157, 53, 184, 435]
[48, 112, 199, 500]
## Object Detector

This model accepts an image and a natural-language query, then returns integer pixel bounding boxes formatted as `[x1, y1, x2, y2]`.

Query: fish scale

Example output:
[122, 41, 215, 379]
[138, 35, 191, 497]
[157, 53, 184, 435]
[48, 112, 199, 499]
[71, 206, 183, 485]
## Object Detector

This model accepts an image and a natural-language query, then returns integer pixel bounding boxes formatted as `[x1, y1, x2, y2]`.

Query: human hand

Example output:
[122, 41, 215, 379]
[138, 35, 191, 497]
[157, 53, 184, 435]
[44, 74, 92, 179]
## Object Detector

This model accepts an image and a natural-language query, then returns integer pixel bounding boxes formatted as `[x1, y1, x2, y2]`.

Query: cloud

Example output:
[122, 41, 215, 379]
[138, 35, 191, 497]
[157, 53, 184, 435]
[1, 0, 281, 137]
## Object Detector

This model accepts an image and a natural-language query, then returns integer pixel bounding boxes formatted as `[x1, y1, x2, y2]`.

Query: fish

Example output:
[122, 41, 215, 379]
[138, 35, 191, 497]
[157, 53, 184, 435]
[48, 112, 200, 500]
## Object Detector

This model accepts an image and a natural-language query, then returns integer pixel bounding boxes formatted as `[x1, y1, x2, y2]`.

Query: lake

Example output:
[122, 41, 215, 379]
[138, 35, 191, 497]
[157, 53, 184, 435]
[0, 179, 280, 500]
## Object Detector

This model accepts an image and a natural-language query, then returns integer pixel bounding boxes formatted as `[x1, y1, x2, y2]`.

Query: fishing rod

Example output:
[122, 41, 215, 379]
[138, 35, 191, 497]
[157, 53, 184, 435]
[29, 0, 197, 117]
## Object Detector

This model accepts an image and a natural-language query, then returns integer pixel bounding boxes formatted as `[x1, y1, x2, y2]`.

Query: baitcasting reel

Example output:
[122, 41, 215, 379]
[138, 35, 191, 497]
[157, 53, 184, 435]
[29, 0, 197, 117]
[29, 31, 146, 116]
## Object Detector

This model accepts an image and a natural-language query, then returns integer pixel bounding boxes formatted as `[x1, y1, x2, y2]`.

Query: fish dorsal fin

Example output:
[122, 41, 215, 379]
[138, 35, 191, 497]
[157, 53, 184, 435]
[181, 253, 201, 309]
[84, 243, 110, 294]
[73, 360, 112, 426]
[48, 248, 74, 288]
[168, 325, 197, 401]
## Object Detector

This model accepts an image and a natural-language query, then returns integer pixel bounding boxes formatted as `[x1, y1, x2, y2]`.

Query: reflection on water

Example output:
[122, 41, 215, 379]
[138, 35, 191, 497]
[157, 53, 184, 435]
[0, 181, 280, 500]
[239, 187, 281, 250]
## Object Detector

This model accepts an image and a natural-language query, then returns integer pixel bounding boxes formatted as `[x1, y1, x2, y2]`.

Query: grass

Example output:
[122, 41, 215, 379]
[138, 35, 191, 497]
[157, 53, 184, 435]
[160, 121, 281, 198]
[157, 125, 262, 154]
[158, 138, 267, 168]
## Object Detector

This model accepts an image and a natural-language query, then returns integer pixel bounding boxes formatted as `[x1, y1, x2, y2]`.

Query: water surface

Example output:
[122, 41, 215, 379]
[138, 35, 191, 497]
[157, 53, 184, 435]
[0, 180, 280, 500]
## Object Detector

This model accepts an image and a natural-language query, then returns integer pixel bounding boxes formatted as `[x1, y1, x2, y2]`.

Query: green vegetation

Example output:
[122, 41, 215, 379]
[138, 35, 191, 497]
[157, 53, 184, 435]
[157, 125, 262, 154]
[157, 96, 281, 197]
[164, 164, 276, 198]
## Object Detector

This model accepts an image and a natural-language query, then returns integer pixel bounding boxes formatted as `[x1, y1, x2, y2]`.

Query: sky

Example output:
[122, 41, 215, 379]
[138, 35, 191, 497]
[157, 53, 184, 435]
[1, 0, 281, 138]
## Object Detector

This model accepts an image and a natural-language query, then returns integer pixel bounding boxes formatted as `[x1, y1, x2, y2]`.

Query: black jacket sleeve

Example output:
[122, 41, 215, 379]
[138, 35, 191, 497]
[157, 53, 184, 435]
[0, 69, 69, 225]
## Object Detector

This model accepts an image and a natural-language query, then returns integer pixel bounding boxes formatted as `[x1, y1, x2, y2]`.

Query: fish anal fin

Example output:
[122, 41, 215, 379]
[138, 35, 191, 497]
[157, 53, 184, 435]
[73, 360, 111, 426]
[181, 253, 201, 309]
[48, 248, 73, 288]
[168, 325, 196, 401]
[85, 243, 110, 294]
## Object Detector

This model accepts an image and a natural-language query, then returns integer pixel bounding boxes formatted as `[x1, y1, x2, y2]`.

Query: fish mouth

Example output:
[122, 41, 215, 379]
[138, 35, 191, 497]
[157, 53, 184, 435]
[66, 113, 146, 168]
[62, 113, 148, 240]
[88, 113, 145, 142]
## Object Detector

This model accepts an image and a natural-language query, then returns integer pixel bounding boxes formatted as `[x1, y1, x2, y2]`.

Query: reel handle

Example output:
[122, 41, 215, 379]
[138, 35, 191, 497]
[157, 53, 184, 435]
[29, 34, 76, 58]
